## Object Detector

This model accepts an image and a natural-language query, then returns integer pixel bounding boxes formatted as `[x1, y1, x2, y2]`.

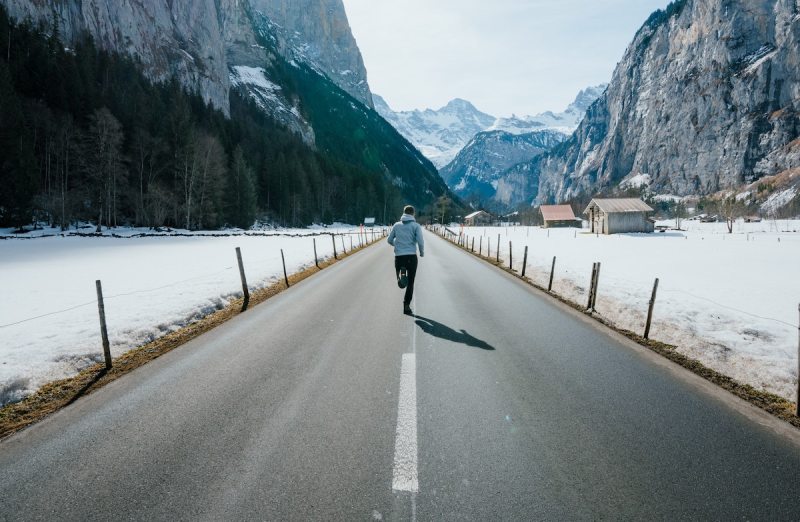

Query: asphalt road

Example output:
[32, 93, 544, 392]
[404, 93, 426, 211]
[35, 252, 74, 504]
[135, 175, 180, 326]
[2, 230, 800, 521]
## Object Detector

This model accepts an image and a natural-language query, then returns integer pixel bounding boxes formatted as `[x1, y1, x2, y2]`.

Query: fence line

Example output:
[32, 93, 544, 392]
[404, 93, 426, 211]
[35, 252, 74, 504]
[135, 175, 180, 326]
[1, 230, 387, 330]
[433, 223, 797, 333]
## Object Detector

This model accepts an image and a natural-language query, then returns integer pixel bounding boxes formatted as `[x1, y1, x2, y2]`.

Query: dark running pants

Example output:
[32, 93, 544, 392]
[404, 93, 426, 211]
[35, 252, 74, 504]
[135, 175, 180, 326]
[395, 254, 418, 305]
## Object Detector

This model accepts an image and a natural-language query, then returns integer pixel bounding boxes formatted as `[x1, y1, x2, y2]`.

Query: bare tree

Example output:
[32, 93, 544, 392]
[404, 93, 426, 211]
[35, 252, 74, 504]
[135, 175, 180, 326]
[193, 133, 226, 229]
[85, 108, 125, 232]
[719, 195, 744, 234]
[132, 129, 166, 227]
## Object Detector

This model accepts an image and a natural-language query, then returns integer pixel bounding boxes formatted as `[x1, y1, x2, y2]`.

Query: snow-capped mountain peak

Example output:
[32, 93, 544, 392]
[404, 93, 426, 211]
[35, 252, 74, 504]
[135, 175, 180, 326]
[374, 84, 607, 168]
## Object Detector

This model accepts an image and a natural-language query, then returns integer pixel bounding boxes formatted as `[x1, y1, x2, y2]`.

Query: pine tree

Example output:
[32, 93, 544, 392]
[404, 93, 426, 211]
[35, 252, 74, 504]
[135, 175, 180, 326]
[0, 60, 37, 228]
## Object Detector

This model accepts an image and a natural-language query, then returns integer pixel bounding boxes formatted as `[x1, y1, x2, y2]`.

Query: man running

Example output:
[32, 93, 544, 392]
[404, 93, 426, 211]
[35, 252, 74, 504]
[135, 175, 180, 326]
[387, 205, 425, 315]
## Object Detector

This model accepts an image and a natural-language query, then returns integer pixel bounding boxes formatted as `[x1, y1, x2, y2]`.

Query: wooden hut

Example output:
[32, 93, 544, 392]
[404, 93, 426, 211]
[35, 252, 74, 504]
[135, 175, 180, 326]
[540, 205, 581, 228]
[464, 210, 492, 226]
[583, 198, 655, 234]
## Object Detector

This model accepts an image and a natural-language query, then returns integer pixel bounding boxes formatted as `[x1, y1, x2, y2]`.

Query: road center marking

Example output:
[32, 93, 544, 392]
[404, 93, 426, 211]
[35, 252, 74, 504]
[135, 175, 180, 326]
[392, 352, 418, 493]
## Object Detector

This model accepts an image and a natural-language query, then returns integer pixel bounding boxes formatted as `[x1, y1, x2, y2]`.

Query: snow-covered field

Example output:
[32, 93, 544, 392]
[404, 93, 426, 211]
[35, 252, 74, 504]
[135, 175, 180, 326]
[451, 220, 800, 400]
[0, 226, 382, 405]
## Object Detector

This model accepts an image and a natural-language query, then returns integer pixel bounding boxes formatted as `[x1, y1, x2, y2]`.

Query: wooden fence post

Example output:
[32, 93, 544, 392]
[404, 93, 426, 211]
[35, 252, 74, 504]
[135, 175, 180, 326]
[587, 263, 598, 309]
[281, 249, 290, 287]
[313, 238, 319, 268]
[341, 235, 347, 255]
[350, 235, 354, 251]
[236, 247, 250, 311]
[479, 236, 483, 256]
[95, 280, 112, 370]
[509, 241, 513, 270]
[331, 234, 338, 259]
[548, 256, 556, 292]
[522, 246, 528, 278]
[592, 262, 601, 311]
[497, 234, 501, 262]
[471, 237, 475, 253]
[644, 278, 660, 339]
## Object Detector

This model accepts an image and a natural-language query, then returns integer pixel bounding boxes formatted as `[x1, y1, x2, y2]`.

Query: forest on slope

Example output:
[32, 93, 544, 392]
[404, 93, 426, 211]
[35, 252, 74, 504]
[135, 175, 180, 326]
[0, 6, 448, 230]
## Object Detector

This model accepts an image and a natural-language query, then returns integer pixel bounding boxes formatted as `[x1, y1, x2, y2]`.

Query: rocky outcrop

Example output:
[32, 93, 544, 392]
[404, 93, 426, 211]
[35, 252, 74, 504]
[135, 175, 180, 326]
[2, 0, 373, 114]
[251, 0, 373, 108]
[374, 86, 605, 170]
[534, 0, 800, 205]
[3, 0, 231, 112]
[440, 130, 565, 206]
[374, 96, 496, 168]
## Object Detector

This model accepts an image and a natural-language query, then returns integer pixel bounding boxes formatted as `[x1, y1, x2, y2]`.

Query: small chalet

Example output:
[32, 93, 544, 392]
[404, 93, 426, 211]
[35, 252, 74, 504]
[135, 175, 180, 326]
[540, 205, 581, 228]
[464, 210, 492, 226]
[583, 198, 655, 234]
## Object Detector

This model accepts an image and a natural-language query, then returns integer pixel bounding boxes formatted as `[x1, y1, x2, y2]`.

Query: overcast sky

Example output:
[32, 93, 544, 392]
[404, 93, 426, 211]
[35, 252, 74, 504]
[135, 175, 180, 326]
[342, 0, 670, 117]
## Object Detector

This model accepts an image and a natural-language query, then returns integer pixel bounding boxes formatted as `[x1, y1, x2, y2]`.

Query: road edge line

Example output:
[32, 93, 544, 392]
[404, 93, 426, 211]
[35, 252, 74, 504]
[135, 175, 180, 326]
[429, 229, 800, 445]
[0, 237, 384, 441]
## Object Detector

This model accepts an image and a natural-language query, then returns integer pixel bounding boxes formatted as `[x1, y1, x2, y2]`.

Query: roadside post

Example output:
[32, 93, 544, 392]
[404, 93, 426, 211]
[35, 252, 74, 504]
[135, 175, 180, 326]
[236, 247, 250, 311]
[587, 263, 598, 310]
[497, 234, 501, 262]
[548, 256, 556, 292]
[509, 241, 513, 270]
[281, 249, 290, 287]
[644, 278, 660, 339]
[332, 234, 338, 259]
[313, 238, 319, 268]
[591, 262, 601, 311]
[522, 246, 528, 278]
[95, 280, 112, 370]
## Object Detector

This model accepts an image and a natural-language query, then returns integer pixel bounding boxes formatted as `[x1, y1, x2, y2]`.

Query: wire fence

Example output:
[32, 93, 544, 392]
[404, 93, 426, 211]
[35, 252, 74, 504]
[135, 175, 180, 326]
[432, 223, 800, 404]
[0, 228, 388, 407]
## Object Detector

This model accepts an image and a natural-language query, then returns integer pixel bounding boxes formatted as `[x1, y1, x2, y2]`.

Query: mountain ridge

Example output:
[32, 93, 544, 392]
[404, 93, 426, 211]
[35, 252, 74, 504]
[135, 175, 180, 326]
[531, 0, 800, 215]
[373, 85, 606, 169]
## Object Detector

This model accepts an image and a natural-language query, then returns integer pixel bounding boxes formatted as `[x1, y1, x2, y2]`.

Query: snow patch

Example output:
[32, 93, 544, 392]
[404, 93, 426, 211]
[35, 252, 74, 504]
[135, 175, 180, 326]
[459, 222, 800, 400]
[620, 173, 652, 189]
[761, 187, 797, 213]
[0, 226, 372, 405]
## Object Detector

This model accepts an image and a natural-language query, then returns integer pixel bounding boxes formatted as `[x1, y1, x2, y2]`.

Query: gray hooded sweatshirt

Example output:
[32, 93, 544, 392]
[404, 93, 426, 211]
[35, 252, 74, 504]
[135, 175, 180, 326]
[387, 214, 425, 256]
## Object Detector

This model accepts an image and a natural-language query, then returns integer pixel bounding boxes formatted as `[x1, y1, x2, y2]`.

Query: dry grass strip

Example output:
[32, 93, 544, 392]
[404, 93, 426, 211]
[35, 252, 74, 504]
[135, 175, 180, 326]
[439, 230, 800, 428]
[0, 239, 380, 439]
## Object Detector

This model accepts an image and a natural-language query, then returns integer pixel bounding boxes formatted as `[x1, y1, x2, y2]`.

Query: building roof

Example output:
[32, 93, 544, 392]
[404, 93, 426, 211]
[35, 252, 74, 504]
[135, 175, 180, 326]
[540, 205, 576, 221]
[465, 210, 489, 220]
[584, 198, 654, 214]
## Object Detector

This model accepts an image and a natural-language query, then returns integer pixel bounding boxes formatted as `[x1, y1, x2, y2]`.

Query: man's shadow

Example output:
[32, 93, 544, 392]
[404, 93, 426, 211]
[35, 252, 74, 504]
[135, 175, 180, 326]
[414, 316, 495, 351]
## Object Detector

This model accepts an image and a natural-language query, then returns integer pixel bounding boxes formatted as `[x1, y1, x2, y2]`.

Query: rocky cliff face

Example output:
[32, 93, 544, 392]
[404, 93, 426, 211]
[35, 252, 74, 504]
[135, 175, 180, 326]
[374, 96, 496, 168]
[440, 130, 565, 207]
[2, 0, 373, 114]
[3, 0, 231, 111]
[374, 86, 606, 169]
[251, 0, 373, 108]
[534, 0, 800, 206]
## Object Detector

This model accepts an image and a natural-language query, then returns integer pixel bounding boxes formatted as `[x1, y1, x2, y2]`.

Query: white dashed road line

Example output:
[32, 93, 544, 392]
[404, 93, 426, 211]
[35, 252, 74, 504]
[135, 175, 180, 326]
[391, 352, 418, 493]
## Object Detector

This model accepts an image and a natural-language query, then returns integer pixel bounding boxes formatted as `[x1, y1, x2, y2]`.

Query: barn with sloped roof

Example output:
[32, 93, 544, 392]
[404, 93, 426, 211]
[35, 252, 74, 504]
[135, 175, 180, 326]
[540, 205, 581, 228]
[583, 198, 655, 234]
